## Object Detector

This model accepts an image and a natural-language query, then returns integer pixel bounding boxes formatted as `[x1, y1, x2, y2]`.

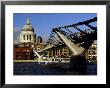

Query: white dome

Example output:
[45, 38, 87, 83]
[23, 25, 34, 32]
[19, 17, 36, 43]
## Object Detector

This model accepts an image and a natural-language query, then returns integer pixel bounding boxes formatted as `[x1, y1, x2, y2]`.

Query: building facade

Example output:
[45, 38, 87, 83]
[14, 47, 34, 60]
[37, 36, 43, 44]
[47, 46, 71, 58]
[85, 40, 97, 63]
[36, 36, 45, 51]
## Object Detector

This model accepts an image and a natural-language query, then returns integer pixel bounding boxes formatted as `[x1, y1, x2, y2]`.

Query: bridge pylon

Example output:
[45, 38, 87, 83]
[53, 28, 86, 56]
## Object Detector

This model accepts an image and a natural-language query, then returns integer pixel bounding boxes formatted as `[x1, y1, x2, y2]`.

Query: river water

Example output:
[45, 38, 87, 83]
[14, 62, 97, 75]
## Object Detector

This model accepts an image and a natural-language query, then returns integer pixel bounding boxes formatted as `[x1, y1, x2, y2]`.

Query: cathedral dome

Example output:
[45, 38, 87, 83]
[23, 25, 34, 32]
[22, 17, 34, 32]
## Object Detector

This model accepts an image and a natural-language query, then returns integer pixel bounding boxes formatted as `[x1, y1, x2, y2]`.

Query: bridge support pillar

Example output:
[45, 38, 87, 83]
[69, 55, 87, 75]
[53, 29, 87, 75]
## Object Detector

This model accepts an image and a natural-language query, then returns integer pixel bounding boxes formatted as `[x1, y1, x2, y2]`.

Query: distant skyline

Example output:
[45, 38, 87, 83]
[13, 13, 97, 42]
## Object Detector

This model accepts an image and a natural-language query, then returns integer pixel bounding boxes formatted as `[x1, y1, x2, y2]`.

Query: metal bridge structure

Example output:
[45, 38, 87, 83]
[33, 17, 97, 59]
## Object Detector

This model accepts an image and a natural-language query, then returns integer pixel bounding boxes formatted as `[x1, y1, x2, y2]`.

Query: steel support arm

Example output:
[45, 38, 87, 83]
[53, 29, 86, 55]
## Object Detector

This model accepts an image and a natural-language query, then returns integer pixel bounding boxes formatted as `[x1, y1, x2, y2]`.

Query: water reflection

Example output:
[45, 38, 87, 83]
[14, 62, 97, 75]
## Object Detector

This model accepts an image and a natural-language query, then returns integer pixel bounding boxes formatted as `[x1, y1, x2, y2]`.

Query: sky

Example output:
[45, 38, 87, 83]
[13, 13, 97, 42]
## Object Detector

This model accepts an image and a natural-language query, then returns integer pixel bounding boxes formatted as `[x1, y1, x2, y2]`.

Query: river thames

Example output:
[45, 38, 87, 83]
[14, 62, 97, 75]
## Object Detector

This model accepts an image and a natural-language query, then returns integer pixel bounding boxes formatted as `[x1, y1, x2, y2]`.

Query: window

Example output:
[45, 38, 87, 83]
[92, 51, 96, 54]
[93, 56, 96, 60]
[23, 35, 25, 40]
[55, 59, 58, 61]
[29, 35, 31, 40]
[27, 35, 28, 40]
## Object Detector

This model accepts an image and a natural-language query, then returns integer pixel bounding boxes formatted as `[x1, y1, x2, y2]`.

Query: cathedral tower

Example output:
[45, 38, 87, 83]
[19, 17, 36, 43]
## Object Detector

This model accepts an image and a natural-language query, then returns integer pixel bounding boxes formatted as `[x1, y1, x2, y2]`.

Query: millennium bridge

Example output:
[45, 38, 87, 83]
[33, 17, 97, 58]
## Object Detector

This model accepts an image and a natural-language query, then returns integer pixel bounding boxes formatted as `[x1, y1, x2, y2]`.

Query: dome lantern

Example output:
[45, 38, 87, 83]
[22, 17, 34, 32]
[26, 17, 30, 25]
